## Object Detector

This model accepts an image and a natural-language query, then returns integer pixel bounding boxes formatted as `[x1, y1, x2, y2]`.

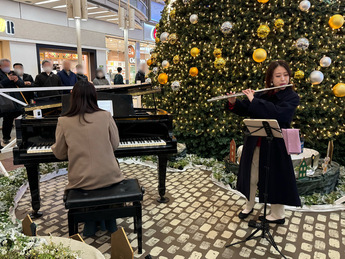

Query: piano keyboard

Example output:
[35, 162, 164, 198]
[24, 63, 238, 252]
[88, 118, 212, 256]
[26, 137, 166, 154]
[27, 143, 53, 154]
[118, 137, 166, 148]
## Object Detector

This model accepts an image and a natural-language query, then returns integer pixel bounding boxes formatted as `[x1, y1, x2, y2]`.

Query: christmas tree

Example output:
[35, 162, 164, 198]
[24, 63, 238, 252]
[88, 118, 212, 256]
[146, 0, 345, 163]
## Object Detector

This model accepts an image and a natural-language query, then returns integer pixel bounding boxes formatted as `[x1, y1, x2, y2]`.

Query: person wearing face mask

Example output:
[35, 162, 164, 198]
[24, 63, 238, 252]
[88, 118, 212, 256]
[92, 68, 110, 85]
[75, 64, 88, 82]
[0, 58, 26, 145]
[13, 63, 34, 101]
[34, 60, 62, 98]
[57, 60, 77, 87]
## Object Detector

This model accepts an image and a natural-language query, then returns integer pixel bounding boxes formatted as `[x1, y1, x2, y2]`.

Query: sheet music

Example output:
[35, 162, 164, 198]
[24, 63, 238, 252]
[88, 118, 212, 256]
[98, 100, 113, 116]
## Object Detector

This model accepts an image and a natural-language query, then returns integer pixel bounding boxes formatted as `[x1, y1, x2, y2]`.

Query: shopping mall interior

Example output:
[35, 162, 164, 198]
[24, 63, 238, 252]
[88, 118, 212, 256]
[0, 0, 345, 258]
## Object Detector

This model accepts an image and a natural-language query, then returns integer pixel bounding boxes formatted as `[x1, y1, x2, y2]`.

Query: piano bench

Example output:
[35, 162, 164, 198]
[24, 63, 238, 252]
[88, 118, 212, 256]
[64, 179, 144, 254]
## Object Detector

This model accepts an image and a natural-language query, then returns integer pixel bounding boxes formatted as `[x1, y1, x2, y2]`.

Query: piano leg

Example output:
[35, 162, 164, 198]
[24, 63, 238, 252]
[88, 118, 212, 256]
[157, 155, 169, 203]
[25, 164, 43, 219]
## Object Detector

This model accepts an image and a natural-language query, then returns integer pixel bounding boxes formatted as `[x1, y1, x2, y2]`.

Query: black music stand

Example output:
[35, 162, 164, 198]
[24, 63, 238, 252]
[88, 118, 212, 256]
[225, 119, 286, 259]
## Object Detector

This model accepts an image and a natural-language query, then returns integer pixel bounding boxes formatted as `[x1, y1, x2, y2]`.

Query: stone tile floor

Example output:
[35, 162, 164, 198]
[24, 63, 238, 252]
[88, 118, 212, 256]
[15, 163, 345, 259]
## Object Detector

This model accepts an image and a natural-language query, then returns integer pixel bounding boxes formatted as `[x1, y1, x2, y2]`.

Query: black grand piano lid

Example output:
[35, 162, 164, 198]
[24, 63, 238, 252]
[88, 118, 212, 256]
[61, 92, 135, 117]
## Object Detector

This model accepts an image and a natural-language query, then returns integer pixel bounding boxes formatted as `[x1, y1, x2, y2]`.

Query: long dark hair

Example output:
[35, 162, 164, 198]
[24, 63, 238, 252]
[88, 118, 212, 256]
[63, 80, 102, 122]
[265, 60, 294, 90]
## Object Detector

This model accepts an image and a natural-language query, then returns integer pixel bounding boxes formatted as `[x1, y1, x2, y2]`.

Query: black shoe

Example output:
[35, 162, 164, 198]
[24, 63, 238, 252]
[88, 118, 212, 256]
[3, 139, 10, 145]
[238, 208, 254, 219]
[30, 211, 43, 219]
[259, 215, 285, 224]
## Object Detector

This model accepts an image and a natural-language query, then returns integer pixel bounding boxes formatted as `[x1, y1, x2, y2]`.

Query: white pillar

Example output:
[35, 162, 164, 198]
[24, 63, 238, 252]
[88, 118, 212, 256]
[75, 18, 82, 65]
[124, 28, 130, 84]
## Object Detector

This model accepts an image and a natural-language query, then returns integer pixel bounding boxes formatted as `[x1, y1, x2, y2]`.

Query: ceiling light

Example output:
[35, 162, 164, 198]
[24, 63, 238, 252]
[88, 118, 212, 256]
[88, 10, 109, 15]
[35, 0, 60, 5]
[53, 4, 66, 8]
[87, 6, 97, 10]
[95, 14, 117, 18]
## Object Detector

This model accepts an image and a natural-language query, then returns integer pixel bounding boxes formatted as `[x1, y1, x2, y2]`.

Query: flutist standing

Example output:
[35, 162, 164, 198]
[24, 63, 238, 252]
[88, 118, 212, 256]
[227, 60, 301, 224]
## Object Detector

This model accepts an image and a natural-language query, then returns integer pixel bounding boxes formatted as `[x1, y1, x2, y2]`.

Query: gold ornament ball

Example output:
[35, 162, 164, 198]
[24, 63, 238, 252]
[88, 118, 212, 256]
[170, 9, 176, 20]
[275, 19, 284, 29]
[257, 25, 270, 39]
[168, 33, 178, 44]
[173, 55, 180, 64]
[155, 23, 160, 29]
[213, 48, 222, 58]
[294, 70, 305, 80]
[155, 37, 160, 43]
[333, 83, 345, 97]
[329, 14, 344, 29]
[158, 73, 168, 84]
[253, 48, 267, 63]
[147, 59, 152, 66]
[257, 0, 269, 3]
[214, 57, 226, 69]
[189, 67, 199, 77]
[191, 47, 200, 57]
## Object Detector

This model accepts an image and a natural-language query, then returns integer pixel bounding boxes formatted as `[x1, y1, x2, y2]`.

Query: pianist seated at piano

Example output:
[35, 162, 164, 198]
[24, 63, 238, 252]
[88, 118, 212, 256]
[51, 80, 124, 235]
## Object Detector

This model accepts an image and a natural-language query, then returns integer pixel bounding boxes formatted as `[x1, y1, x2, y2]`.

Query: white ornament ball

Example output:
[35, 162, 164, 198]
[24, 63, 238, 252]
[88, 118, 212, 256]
[320, 56, 332, 67]
[296, 37, 309, 50]
[160, 32, 169, 43]
[221, 21, 233, 34]
[145, 78, 152, 83]
[171, 81, 180, 91]
[310, 71, 324, 85]
[190, 14, 198, 24]
[153, 67, 159, 74]
[299, 0, 311, 12]
[162, 60, 170, 68]
[182, 0, 189, 4]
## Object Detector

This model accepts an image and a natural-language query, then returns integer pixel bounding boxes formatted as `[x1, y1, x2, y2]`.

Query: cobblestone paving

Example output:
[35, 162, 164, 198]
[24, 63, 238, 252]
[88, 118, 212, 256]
[15, 163, 345, 258]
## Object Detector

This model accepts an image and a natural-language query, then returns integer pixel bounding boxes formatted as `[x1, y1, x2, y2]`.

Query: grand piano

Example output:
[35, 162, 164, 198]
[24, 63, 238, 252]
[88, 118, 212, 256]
[13, 83, 177, 218]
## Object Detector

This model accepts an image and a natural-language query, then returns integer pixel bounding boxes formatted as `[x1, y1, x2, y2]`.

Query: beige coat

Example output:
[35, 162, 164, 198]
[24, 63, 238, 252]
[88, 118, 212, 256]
[52, 111, 124, 190]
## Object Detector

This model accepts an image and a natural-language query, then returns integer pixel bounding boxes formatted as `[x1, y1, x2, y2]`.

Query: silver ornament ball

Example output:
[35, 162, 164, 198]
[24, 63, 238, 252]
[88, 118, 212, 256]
[299, 0, 311, 12]
[171, 81, 180, 91]
[190, 14, 198, 24]
[310, 70, 324, 85]
[296, 37, 309, 50]
[153, 67, 159, 74]
[145, 78, 152, 83]
[320, 56, 332, 67]
[221, 21, 233, 34]
[162, 60, 170, 68]
[160, 32, 169, 43]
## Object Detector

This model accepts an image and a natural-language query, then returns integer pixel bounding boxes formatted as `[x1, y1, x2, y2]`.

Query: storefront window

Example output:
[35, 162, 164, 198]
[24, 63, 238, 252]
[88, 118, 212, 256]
[38, 47, 90, 79]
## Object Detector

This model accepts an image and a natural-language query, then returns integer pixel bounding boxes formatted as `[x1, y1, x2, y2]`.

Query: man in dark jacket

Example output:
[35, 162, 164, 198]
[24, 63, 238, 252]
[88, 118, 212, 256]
[75, 64, 88, 81]
[34, 60, 62, 98]
[13, 63, 34, 101]
[57, 60, 77, 87]
[135, 64, 145, 83]
[0, 58, 26, 145]
[113, 67, 124, 84]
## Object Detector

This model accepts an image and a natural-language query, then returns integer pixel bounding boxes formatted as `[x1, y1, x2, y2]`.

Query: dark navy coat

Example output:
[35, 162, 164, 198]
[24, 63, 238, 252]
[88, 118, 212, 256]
[229, 87, 301, 206]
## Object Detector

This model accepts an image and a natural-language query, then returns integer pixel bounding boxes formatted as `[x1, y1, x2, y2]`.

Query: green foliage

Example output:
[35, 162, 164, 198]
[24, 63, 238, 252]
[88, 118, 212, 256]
[0, 163, 78, 258]
[145, 0, 345, 163]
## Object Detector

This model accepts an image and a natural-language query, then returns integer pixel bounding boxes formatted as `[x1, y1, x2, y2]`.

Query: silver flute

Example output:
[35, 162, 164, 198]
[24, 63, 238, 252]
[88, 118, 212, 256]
[207, 84, 293, 102]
